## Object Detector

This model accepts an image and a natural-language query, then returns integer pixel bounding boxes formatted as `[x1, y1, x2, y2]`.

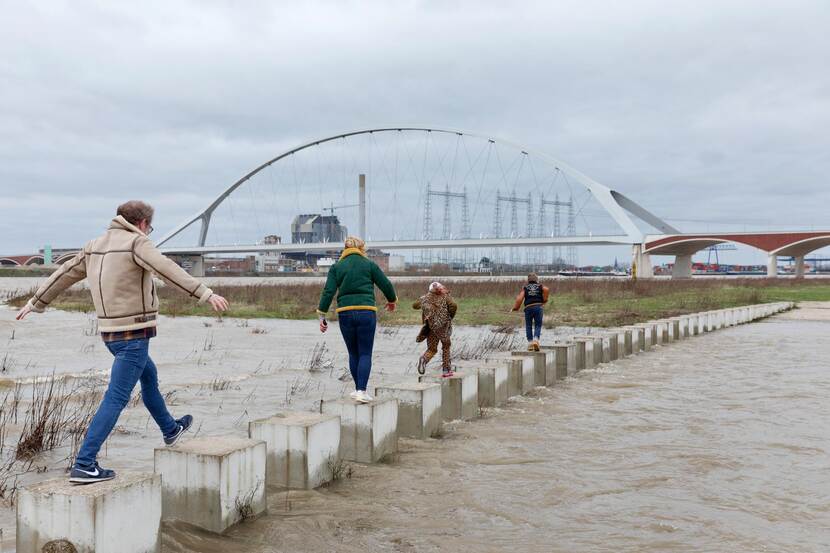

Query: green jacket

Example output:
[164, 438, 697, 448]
[317, 249, 397, 314]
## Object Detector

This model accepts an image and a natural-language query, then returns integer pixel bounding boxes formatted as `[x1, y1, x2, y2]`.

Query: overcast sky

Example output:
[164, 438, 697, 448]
[1, 0, 828, 265]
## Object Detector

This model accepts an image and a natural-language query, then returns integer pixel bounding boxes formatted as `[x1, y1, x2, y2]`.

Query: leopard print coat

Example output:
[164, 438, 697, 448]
[413, 291, 457, 337]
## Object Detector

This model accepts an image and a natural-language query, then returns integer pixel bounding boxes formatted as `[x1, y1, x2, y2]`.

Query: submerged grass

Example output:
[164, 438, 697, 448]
[8, 278, 830, 328]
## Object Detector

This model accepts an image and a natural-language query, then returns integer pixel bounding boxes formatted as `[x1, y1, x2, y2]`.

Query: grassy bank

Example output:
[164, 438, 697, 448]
[0, 267, 55, 277]
[8, 278, 830, 327]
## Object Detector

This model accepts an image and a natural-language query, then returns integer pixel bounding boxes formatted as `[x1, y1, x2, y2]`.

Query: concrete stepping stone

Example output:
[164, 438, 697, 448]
[419, 371, 478, 421]
[17, 472, 161, 553]
[154, 435, 267, 533]
[321, 397, 398, 463]
[248, 411, 340, 490]
[375, 382, 442, 439]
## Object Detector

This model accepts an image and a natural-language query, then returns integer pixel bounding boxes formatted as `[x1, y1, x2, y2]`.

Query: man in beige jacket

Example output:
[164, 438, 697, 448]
[17, 200, 229, 484]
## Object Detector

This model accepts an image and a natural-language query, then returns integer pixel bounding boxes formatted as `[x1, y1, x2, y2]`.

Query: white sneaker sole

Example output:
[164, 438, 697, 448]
[69, 475, 115, 485]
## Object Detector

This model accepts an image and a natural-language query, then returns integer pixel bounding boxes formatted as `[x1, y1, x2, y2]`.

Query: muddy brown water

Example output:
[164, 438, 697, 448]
[158, 313, 830, 553]
[1, 288, 829, 551]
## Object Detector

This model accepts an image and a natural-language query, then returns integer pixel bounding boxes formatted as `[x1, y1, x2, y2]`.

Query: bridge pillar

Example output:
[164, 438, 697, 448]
[671, 254, 693, 279]
[171, 254, 206, 277]
[632, 244, 653, 279]
[767, 254, 778, 277]
[794, 255, 805, 278]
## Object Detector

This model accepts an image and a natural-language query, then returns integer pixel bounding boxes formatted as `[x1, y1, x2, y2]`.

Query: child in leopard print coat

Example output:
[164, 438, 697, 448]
[413, 282, 457, 376]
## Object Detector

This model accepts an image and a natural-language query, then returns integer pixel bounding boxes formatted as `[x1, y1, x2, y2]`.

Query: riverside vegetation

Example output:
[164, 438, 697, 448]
[8, 277, 830, 327]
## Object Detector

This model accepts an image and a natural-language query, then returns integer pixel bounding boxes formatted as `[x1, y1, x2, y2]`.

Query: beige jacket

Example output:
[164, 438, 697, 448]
[27, 216, 213, 333]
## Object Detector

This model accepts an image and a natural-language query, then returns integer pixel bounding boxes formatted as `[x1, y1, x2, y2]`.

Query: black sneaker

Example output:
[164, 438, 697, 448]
[164, 415, 193, 446]
[69, 462, 116, 485]
[417, 356, 427, 375]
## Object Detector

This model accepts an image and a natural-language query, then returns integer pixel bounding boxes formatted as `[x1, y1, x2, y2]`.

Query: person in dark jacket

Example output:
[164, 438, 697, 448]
[413, 282, 457, 376]
[317, 236, 397, 403]
[511, 273, 550, 351]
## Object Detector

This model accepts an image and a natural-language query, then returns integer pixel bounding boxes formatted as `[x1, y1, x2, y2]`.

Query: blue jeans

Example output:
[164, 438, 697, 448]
[337, 310, 377, 391]
[525, 305, 543, 341]
[75, 338, 177, 468]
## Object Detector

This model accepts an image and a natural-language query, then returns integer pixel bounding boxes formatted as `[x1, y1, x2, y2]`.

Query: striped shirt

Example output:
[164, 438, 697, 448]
[101, 326, 157, 343]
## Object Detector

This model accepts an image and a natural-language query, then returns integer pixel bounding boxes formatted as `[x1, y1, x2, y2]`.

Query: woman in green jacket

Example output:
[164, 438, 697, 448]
[317, 236, 397, 403]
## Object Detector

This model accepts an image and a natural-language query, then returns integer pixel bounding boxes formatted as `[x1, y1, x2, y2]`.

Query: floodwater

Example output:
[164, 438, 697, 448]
[0, 277, 829, 551]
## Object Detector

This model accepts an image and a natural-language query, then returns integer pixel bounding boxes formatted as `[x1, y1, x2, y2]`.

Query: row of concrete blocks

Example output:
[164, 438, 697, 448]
[541, 302, 795, 371]
[16, 301, 794, 552]
[16, 370, 514, 549]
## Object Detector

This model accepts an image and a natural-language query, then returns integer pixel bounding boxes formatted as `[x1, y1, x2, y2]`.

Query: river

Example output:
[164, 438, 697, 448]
[164, 305, 830, 553]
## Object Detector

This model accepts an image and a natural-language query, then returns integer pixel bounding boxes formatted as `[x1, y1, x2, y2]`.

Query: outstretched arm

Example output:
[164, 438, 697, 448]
[371, 262, 397, 311]
[132, 236, 227, 312]
[18, 248, 88, 320]
[511, 289, 525, 312]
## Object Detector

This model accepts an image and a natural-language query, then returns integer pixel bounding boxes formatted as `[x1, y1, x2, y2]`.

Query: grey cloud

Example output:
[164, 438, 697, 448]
[1, 0, 829, 265]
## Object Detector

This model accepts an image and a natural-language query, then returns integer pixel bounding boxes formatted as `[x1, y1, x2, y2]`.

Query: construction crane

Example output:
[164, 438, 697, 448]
[322, 202, 360, 215]
[705, 243, 737, 265]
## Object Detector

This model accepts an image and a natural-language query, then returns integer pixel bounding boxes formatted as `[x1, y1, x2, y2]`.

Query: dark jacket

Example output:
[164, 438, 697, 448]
[317, 249, 397, 314]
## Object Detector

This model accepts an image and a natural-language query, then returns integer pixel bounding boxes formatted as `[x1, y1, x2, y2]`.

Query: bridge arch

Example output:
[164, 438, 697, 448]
[771, 235, 830, 258]
[55, 252, 80, 265]
[156, 126, 677, 253]
[23, 255, 44, 266]
[0, 258, 21, 266]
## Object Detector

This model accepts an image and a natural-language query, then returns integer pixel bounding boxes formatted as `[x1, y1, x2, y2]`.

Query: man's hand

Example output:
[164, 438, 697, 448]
[16, 304, 32, 320]
[208, 294, 229, 312]
[320, 319, 328, 333]
[385, 302, 397, 312]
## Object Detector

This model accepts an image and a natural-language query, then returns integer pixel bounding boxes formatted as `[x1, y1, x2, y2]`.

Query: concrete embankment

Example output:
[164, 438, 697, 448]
[14, 302, 793, 552]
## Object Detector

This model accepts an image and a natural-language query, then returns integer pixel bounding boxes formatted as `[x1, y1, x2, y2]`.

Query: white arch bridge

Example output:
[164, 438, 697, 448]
[156, 127, 680, 275]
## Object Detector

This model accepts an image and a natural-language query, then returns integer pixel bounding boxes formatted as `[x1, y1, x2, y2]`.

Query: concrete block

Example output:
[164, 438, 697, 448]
[518, 355, 535, 393]
[668, 319, 681, 340]
[511, 351, 547, 387]
[704, 312, 715, 332]
[555, 343, 576, 378]
[570, 339, 588, 370]
[687, 314, 699, 335]
[677, 317, 690, 338]
[625, 326, 646, 352]
[475, 360, 509, 407]
[737, 307, 749, 324]
[542, 344, 575, 380]
[504, 358, 523, 397]
[619, 328, 634, 356]
[248, 411, 340, 490]
[154, 436, 267, 534]
[375, 382, 442, 439]
[722, 310, 734, 327]
[573, 335, 602, 367]
[17, 472, 161, 553]
[661, 320, 673, 342]
[321, 397, 398, 463]
[600, 333, 618, 361]
[420, 371, 478, 421]
[644, 323, 658, 347]
[652, 321, 669, 344]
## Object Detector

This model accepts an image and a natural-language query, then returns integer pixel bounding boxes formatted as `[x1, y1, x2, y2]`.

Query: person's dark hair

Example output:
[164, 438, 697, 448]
[117, 200, 154, 226]
[528, 273, 538, 283]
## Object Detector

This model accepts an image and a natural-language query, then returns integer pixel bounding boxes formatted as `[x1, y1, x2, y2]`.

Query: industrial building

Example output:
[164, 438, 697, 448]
[290, 214, 347, 244]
